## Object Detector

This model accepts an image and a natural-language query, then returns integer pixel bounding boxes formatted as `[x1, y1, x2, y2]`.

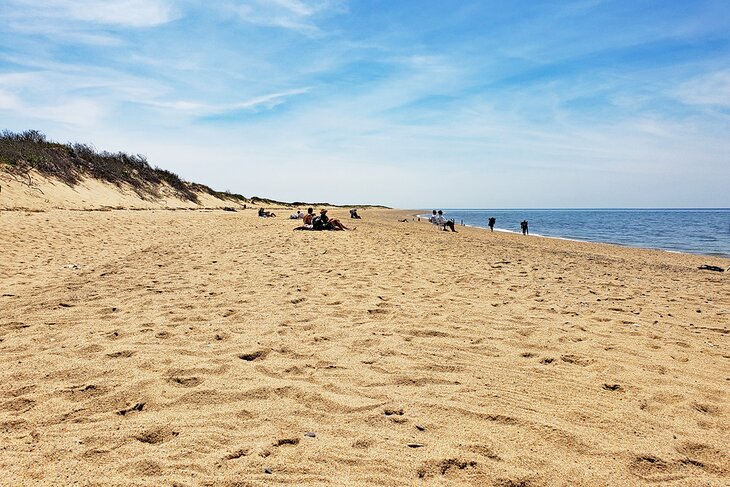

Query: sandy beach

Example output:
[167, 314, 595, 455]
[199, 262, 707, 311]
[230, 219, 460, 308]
[1, 206, 728, 486]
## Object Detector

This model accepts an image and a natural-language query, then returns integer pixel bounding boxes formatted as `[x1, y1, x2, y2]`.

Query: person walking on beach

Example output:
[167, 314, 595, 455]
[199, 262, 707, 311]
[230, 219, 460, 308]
[521, 220, 529, 235]
[488, 217, 496, 232]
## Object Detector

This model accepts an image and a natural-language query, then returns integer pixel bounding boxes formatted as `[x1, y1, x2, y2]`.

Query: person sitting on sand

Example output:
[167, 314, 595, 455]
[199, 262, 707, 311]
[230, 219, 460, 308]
[429, 209, 437, 223]
[290, 209, 303, 219]
[293, 208, 317, 230]
[258, 208, 276, 218]
[350, 208, 362, 219]
[435, 210, 457, 232]
[294, 209, 351, 231]
[314, 209, 350, 231]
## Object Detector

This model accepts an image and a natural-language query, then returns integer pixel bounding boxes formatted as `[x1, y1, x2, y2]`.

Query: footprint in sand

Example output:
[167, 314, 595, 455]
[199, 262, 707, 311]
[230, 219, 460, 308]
[223, 448, 249, 460]
[106, 350, 136, 358]
[238, 350, 269, 361]
[560, 354, 594, 366]
[166, 376, 203, 387]
[273, 438, 299, 447]
[1, 397, 36, 412]
[134, 427, 179, 444]
[416, 458, 478, 479]
[117, 402, 145, 416]
[352, 438, 373, 449]
[691, 402, 720, 415]
[675, 442, 728, 475]
[628, 454, 676, 480]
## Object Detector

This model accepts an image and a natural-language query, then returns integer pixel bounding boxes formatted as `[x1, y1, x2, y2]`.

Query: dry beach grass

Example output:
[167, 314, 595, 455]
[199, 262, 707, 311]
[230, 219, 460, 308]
[1, 205, 729, 486]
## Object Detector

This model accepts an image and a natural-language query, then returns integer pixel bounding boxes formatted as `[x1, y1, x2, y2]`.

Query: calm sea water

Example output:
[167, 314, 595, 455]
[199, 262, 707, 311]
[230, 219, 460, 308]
[421, 209, 730, 258]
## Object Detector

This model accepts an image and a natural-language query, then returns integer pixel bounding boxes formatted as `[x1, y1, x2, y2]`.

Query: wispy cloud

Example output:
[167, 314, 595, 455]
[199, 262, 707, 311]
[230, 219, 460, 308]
[0, 75, 99, 127]
[2, 0, 179, 27]
[145, 88, 310, 116]
[231, 0, 345, 35]
[674, 69, 730, 107]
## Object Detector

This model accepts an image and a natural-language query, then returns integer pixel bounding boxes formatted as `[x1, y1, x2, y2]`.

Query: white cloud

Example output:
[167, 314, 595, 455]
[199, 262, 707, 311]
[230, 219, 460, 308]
[3, 20, 124, 45]
[144, 88, 310, 116]
[674, 69, 730, 107]
[3, 0, 178, 27]
[232, 0, 345, 34]
[0, 68, 152, 128]
[0, 90, 23, 111]
[0, 90, 104, 127]
[271, 0, 315, 16]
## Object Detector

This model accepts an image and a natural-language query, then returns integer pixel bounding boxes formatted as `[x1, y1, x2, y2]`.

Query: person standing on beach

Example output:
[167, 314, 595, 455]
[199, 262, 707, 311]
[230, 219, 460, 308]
[488, 217, 496, 232]
[521, 220, 529, 235]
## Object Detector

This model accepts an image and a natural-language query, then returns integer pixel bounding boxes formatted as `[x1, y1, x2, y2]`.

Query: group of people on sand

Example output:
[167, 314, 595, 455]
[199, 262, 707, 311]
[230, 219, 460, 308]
[430, 211, 529, 235]
[487, 216, 529, 234]
[260, 206, 354, 231]
[486, 216, 528, 234]
[429, 210, 457, 232]
[294, 207, 351, 231]
[259, 208, 352, 230]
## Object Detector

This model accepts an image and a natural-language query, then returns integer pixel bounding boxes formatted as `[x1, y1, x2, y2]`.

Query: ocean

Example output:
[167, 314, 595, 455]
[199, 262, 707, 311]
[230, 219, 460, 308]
[421, 209, 730, 258]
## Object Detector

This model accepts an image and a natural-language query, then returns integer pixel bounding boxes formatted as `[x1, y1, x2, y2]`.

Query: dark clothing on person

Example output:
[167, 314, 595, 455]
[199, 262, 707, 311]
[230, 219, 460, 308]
[320, 214, 334, 230]
[488, 217, 496, 231]
[521, 220, 529, 235]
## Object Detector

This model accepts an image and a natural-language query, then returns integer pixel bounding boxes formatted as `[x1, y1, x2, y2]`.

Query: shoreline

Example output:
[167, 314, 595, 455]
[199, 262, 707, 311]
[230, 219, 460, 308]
[413, 210, 730, 261]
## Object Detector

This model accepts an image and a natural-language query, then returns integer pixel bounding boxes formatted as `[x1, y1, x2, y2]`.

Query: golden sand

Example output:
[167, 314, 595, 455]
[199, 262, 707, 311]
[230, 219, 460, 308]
[1, 202, 729, 485]
[0, 170, 236, 211]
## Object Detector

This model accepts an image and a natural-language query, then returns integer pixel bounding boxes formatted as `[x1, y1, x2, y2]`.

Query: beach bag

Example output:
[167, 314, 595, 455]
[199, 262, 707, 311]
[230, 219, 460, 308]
[312, 216, 324, 230]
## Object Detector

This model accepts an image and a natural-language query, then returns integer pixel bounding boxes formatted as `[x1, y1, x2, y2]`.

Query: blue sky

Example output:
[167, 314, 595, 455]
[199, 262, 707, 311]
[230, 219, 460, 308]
[1, 0, 729, 207]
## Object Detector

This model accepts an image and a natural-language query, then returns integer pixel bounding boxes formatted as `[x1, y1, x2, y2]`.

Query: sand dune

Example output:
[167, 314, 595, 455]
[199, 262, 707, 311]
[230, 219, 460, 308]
[1, 208, 728, 485]
[0, 169, 242, 211]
